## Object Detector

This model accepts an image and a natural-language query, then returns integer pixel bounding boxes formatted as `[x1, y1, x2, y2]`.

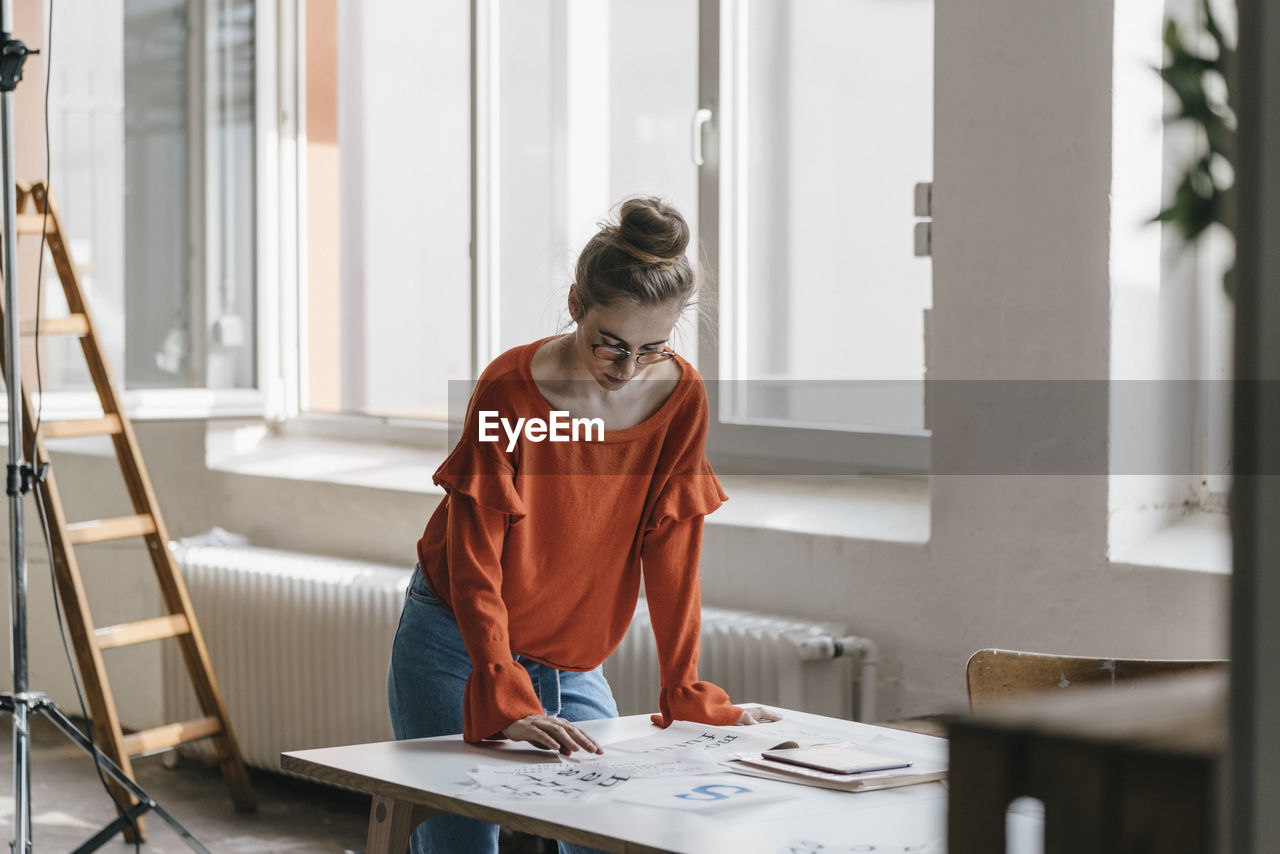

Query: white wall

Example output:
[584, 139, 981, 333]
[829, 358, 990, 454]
[0, 0, 1229, 729]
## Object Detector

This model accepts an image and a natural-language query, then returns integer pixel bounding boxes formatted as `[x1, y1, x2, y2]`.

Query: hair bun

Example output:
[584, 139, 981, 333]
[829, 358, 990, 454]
[609, 197, 690, 268]
[573, 196, 697, 310]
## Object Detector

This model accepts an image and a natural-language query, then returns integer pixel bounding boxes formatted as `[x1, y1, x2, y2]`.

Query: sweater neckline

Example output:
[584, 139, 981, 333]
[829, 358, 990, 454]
[518, 335, 689, 442]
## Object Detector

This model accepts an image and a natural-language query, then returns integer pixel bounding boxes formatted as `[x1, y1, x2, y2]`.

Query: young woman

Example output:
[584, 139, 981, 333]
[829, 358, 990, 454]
[387, 197, 779, 854]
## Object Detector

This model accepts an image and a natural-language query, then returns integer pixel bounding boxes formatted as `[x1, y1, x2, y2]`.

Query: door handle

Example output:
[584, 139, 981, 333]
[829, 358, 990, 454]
[692, 107, 713, 166]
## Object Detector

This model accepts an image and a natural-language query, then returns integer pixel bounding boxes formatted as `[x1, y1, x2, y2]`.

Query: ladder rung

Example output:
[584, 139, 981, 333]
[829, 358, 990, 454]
[66, 514, 157, 545]
[94, 614, 191, 651]
[121, 715, 224, 757]
[20, 315, 89, 337]
[15, 213, 47, 235]
[40, 415, 124, 440]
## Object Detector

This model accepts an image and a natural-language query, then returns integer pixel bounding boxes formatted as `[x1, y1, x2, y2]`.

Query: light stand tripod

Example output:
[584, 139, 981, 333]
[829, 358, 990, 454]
[0, 5, 208, 852]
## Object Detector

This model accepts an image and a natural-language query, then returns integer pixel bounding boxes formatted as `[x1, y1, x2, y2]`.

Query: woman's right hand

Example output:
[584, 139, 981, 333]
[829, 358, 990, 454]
[502, 714, 604, 756]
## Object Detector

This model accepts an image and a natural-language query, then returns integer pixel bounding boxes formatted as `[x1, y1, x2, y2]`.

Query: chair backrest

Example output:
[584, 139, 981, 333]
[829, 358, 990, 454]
[965, 648, 1228, 714]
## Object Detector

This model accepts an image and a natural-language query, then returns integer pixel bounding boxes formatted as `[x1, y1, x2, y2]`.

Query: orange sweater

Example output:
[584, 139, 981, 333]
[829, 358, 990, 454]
[416, 337, 742, 742]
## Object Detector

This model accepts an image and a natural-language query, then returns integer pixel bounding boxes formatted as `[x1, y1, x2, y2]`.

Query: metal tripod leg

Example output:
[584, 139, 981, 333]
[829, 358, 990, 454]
[0, 693, 212, 854]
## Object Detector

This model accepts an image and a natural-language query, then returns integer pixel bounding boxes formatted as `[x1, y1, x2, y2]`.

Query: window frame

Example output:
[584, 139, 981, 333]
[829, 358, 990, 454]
[471, 0, 500, 382]
[255, 0, 285, 418]
[271, 0, 302, 422]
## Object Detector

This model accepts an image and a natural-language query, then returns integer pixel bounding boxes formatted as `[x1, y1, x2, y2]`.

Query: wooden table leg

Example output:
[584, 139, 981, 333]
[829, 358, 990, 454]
[365, 795, 442, 854]
[1028, 741, 1112, 854]
[948, 727, 1015, 854]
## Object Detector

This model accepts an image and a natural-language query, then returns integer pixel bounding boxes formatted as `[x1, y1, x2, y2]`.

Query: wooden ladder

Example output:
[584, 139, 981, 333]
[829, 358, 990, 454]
[0, 182, 256, 840]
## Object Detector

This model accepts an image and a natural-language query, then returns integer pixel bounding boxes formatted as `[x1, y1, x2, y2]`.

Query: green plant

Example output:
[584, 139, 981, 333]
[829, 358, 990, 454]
[1153, 0, 1236, 291]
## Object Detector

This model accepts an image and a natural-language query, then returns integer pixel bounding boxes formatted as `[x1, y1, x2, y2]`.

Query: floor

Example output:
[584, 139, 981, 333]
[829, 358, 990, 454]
[0, 713, 552, 853]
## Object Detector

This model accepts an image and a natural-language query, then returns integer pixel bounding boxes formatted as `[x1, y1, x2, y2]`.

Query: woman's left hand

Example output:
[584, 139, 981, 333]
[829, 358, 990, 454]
[734, 705, 784, 725]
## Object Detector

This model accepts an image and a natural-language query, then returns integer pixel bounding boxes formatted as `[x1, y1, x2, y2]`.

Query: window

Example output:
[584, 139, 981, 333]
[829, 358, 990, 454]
[298, 0, 934, 475]
[37, 0, 261, 414]
[1108, 0, 1234, 557]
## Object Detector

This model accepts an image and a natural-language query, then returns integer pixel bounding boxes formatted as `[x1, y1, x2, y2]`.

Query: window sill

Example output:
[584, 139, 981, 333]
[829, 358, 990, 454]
[205, 424, 931, 542]
[206, 422, 447, 494]
[713, 474, 930, 543]
[19, 388, 267, 421]
[1110, 510, 1231, 575]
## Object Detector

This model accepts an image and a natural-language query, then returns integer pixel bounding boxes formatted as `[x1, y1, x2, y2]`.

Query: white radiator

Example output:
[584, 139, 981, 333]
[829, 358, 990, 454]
[162, 544, 407, 772]
[164, 544, 874, 772]
[603, 599, 860, 721]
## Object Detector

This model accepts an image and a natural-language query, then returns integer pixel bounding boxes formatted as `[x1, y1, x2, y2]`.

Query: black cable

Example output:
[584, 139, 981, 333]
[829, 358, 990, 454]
[32, 0, 52, 438]
[30, 3, 141, 850]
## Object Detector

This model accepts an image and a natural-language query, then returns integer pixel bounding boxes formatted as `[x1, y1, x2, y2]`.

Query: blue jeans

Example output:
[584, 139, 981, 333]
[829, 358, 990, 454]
[387, 567, 619, 854]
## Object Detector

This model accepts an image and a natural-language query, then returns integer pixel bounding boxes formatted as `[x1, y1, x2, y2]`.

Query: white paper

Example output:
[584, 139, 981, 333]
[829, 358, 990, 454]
[468, 760, 633, 802]
[614, 780, 797, 812]
[570, 754, 724, 778]
[606, 721, 790, 758]
[467, 748, 727, 806]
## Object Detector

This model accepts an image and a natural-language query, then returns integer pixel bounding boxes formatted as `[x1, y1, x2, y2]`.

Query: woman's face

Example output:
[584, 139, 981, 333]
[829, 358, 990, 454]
[571, 299, 681, 391]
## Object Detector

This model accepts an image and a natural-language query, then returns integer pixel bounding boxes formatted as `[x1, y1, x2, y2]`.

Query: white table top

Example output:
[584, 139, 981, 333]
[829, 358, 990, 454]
[283, 707, 1045, 854]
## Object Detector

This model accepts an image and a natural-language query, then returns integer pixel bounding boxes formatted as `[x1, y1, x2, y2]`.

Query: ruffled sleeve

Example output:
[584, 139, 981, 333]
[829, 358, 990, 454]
[463, 658, 545, 745]
[641, 513, 743, 729]
[645, 457, 728, 531]
[432, 374, 528, 520]
[446, 493, 545, 742]
[433, 438, 527, 520]
[434, 371, 543, 741]
[638, 369, 737, 727]
[645, 370, 727, 531]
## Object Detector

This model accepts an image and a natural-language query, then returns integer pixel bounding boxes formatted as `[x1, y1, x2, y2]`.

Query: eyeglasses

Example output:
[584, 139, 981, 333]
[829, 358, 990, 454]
[591, 343, 676, 365]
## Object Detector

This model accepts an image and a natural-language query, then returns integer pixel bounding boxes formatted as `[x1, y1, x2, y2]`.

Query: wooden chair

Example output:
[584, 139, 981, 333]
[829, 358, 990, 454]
[965, 648, 1227, 714]
[954, 650, 1228, 853]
